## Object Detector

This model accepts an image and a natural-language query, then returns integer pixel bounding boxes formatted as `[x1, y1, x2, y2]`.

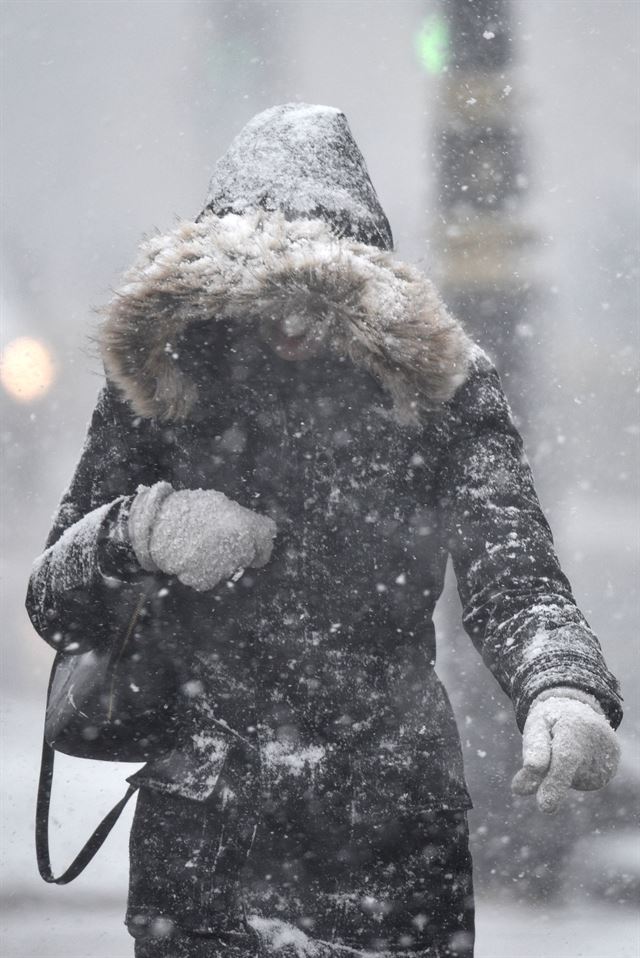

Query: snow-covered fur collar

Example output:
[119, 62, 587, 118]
[100, 211, 473, 425]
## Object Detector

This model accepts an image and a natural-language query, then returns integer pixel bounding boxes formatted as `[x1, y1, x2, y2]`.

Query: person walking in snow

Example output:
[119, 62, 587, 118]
[27, 104, 622, 958]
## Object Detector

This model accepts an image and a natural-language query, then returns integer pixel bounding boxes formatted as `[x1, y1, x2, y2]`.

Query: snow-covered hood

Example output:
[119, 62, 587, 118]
[201, 103, 393, 250]
[100, 104, 473, 424]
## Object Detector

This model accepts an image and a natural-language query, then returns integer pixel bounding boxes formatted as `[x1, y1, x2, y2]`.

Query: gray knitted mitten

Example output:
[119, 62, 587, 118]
[511, 687, 620, 813]
[128, 482, 277, 591]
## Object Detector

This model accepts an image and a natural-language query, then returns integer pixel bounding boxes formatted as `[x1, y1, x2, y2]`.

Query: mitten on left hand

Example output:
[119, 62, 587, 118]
[511, 687, 620, 814]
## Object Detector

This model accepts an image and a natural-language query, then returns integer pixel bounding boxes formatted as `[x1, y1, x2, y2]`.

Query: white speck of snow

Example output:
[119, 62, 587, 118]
[219, 784, 236, 808]
[483, 30, 496, 39]
[182, 679, 204, 698]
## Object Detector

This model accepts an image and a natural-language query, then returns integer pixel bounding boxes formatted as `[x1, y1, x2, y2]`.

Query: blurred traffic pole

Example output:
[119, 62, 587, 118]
[203, 0, 286, 117]
[425, 0, 535, 418]
[420, 0, 565, 900]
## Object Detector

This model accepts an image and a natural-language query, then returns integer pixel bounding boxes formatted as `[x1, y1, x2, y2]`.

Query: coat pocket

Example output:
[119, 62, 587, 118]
[127, 774, 257, 938]
[128, 731, 234, 801]
[350, 675, 474, 820]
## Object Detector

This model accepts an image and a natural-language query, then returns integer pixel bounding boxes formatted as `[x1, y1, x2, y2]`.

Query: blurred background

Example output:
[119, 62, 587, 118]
[1, 1, 638, 956]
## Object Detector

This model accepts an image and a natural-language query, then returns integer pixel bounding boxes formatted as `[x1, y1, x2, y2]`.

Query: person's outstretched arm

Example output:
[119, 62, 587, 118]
[434, 346, 622, 807]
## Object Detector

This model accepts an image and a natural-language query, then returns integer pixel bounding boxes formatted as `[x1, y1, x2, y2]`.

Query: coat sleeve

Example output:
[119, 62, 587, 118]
[26, 381, 156, 654]
[433, 346, 623, 731]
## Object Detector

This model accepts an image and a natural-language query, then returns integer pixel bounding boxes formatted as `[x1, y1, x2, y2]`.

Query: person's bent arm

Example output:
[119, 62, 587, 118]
[26, 382, 154, 653]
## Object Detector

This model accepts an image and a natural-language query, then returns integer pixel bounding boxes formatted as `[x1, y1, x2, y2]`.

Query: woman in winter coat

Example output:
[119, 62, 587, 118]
[27, 104, 622, 958]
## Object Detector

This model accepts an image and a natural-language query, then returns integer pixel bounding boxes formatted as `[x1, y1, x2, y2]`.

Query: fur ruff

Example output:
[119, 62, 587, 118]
[100, 212, 474, 424]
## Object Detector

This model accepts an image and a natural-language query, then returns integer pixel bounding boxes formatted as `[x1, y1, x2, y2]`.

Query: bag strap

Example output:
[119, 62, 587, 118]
[36, 736, 138, 884]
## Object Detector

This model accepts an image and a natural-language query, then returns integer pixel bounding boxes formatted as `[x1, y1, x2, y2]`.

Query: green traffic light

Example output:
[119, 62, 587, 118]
[415, 15, 449, 74]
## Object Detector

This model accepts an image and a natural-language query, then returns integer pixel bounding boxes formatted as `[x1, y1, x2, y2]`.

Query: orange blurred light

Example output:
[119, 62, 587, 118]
[0, 337, 56, 402]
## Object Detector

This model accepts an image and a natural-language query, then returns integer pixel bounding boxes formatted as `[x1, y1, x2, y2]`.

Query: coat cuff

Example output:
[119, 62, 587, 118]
[127, 481, 174, 572]
[513, 653, 623, 732]
[96, 495, 144, 581]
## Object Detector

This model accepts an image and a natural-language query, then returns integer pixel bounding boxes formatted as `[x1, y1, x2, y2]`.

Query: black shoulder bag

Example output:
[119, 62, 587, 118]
[36, 587, 178, 884]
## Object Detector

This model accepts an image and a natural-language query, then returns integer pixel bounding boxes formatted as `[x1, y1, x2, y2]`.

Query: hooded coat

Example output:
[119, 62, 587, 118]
[27, 104, 622, 954]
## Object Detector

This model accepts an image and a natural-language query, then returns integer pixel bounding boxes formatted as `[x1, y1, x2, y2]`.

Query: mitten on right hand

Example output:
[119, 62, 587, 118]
[127, 482, 277, 591]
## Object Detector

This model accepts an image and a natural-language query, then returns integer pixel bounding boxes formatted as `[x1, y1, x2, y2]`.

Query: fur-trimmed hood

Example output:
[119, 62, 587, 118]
[100, 211, 473, 425]
[101, 103, 473, 424]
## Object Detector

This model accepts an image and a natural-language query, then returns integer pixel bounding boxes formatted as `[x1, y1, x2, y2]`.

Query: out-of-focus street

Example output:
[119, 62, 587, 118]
[2, 897, 638, 958]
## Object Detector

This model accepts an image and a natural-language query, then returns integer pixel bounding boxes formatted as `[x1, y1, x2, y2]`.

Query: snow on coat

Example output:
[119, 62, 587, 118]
[26, 101, 622, 854]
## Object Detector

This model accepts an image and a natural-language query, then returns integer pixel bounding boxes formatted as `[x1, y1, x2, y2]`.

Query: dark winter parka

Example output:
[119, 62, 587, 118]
[27, 105, 622, 837]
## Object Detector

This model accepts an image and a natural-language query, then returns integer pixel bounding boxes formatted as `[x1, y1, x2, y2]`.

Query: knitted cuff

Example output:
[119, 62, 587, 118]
[97, 494, 144, 581]
[532, 686, 604, 717]
[127, 481, 174, 572]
